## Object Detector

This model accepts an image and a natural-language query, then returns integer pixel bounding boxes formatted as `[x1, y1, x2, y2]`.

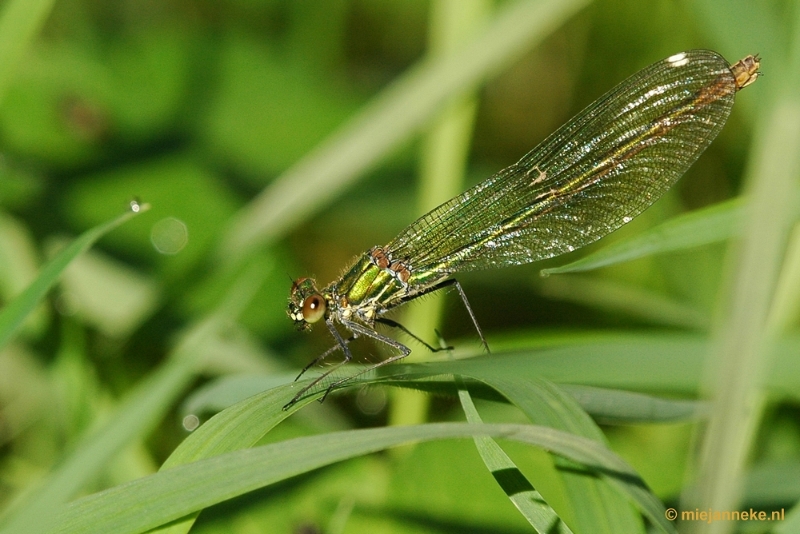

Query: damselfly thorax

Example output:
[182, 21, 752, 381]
[288, 246, 460, 337]
[285, 50, 760, 410]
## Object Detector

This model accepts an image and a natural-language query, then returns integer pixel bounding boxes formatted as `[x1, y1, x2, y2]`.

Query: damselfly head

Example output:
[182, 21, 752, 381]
[287, 277, 327, 330]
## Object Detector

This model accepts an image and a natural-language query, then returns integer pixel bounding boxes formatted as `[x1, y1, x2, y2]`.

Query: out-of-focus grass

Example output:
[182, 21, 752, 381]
[1, 0, 799, 533]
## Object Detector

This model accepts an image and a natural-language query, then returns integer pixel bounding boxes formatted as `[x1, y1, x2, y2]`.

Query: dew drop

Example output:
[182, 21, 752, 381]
[151, 217, 189, 255]
[182, 414, 200, 431]
[356, 387, 387, 415]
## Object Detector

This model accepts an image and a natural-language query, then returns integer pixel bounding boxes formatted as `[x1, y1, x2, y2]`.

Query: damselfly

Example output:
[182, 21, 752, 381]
[286, 50, 760, 409]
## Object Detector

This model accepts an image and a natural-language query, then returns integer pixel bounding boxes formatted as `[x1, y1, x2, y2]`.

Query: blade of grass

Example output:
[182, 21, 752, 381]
[406, 332, 800, 397]
[219, 0, 591, 260]
[539, 275, 710, 329]
[469, 375, 645, 533]
[389, 0, 490, 429]
[557, 385, 706, 425]
[51, 422, 673, 534]
[275, 331, 800, 407]
[0, 204, 149, 351]
[153, 336, 694, 534]
[686, 16, 800, 533]
[457, 385, 574, 534]
[0, 258, 265, 534]
[181, 371, 707, 425]
[0, 0, 56, 105]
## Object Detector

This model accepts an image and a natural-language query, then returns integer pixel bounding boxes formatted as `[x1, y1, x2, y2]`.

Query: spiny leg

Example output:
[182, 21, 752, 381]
[283, 320, 355, 410]
[375, 317, 453, 352]
[393, 278, 490, 353]
[318, 319, 412, 402]
[448, 279, 490, 353]
[293, 343, 341, 382]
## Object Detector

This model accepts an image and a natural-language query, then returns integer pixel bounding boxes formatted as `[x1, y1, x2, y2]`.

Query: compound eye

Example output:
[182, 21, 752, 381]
[302, 294, 326, 323]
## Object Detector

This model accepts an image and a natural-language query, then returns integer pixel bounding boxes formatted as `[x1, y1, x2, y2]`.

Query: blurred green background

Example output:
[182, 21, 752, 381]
[1, 0, 799, 533]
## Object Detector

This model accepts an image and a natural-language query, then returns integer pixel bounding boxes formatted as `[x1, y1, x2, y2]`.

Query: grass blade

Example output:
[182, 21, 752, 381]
[0, 260, 264, 534]
[470, 375, 644, 533]
[51, 422, 670, 534]
[686, 25, 800, 530]
[457, 385, 574, 533]
[558, 385, 705, 424]
[219, 0, 591, 259]
[0, 0, 56, 105]
[0, 204, 148, 351]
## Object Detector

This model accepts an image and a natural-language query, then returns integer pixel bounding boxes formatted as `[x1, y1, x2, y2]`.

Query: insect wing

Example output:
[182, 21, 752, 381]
[387, 50, 741, 279]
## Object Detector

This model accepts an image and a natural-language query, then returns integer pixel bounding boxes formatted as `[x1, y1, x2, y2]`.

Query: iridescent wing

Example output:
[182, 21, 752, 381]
[386, 50, 751, 282]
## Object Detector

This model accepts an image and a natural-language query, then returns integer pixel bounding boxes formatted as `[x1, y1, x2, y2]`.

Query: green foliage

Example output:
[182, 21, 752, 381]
[1, 0, 799, 533]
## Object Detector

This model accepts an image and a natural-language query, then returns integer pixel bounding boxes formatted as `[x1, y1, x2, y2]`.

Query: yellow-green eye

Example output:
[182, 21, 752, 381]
[302, 294, 326, 323]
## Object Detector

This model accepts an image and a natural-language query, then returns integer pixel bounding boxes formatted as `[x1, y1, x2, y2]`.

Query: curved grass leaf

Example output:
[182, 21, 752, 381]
[0, 204, 148, 351]
[129, 330, 800, 534]
[457, 385, 574, 534]
[180, 372, 297, 417]
[51, 422, 674, 534]
[465, 374, 643, 533]
[183, 371, 707, 426]
[156, 340, 703, 534]
[557, 385, 705, 424]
